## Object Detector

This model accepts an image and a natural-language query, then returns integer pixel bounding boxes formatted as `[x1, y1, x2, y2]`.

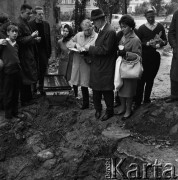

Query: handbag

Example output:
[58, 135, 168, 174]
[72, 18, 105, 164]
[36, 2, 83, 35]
[120, 54, 143, 79]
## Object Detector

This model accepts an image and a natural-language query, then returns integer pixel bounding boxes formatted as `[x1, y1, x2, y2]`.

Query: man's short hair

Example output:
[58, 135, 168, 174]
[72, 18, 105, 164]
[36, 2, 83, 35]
[7, 24, 18, 32]
[33, 6, 43, 14]
[20, 4, 32, 12]
[0, 13, 9, 24]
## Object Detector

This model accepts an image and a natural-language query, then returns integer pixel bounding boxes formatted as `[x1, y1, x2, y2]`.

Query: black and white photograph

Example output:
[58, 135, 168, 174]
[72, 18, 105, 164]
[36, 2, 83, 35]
[0, 0, 177, 179]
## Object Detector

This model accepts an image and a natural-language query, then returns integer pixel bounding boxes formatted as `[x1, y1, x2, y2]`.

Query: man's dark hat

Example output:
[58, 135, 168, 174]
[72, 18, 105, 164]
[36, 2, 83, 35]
[91, 9, 105, 21]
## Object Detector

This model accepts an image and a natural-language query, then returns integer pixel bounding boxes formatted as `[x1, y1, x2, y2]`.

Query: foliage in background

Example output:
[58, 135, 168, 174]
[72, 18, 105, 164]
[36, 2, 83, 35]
[164, 2, 178, 15]
[134, 2, 151, 15]
[73, 0, 87, 33]
[150, 0, 163, 16]
[94, 0, 131, 22]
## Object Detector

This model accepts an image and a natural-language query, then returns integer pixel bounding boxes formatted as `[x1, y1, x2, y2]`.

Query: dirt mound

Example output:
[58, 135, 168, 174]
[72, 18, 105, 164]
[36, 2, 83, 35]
[125, 99, 178, 141]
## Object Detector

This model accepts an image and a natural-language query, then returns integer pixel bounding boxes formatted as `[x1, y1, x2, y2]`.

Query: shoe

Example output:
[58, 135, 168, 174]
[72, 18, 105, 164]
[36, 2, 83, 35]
[80, 105, 89, 110]
[115, 110, 125, 115]
[101, 113, 113, 121]
[95, 111, 101, 119]
[132, 103, 141, 111]
[121, 111, 133, 120]
[13, 113, 26, 120]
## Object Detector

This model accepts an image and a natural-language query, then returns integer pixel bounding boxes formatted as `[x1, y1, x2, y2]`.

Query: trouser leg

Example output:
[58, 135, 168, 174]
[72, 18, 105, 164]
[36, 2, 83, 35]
[103, 90, 114, 114]
[12, 72, 21, 116]
[144, 52, 160, 102]
[81, 86, 89, 107]
[20, 83, 32, 104]
[3, 74, 16, 119]
[93, 90, 102, 111]
[73, 85, 78, 97]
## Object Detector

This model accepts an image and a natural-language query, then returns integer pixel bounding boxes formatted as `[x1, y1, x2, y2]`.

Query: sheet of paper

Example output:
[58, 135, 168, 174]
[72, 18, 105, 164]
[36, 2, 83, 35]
[69, 48, 79, 52]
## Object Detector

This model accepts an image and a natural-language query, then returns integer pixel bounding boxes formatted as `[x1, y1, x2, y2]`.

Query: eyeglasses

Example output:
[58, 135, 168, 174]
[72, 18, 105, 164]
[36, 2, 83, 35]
[63, 30, 69, 32]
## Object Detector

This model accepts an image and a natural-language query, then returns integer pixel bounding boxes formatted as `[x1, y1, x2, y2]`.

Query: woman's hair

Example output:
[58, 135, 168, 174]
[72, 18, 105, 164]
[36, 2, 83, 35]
[119, 14, 136, 29]
[81, 19, 93, 30]
[62, 24, 73, 43]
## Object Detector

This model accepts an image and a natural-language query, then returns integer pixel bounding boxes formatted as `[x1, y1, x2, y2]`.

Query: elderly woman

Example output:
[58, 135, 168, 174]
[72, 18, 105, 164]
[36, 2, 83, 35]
[67, 19, 98, 109]
[116, 14, 142, 120]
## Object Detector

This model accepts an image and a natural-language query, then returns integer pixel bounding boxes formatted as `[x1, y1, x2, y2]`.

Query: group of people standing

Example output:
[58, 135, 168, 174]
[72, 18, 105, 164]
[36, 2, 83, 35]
[0, 4, 51, 122]
[0, 4, 171, 123]
[59, 7, 167, 121]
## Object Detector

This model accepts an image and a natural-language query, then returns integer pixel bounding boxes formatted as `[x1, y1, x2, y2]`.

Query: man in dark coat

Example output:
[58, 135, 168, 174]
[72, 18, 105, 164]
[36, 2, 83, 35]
[29, 6, 51, 95]
[168, 9, 178, 102]
[16, 4, 39, 106]
[84, 9, 117, 121]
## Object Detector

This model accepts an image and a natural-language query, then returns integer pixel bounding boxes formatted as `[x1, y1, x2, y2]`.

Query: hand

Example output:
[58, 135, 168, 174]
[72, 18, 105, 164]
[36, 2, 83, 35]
[79, 50, 89, 56]
[84, 44, 90, 51]
[31, 31, 39, 38]
[149, 39, 156, 46]
[118, 48, 126, 57]
[77, 46, 85, 52]
[0, 39, 7, 45]
[35, 37, 41, 42]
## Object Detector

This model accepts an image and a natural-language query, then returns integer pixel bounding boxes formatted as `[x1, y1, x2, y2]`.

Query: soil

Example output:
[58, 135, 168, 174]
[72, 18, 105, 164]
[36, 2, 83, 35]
[0, 47, 177, 180]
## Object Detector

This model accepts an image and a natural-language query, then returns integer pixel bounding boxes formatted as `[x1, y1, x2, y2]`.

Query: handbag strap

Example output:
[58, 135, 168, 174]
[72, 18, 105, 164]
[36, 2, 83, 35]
[122, 54, 141, 64]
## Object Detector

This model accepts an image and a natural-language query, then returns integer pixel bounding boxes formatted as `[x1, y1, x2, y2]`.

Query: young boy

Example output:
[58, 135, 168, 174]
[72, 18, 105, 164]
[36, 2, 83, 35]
[1, 24, 21, 121]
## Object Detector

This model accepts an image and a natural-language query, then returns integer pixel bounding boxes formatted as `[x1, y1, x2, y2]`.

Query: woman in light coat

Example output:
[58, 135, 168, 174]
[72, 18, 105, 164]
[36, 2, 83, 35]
[67, 19, 98, 109]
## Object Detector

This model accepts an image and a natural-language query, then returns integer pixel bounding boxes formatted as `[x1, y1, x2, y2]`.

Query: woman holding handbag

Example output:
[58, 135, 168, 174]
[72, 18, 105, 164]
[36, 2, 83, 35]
[116, 14, 142, 120]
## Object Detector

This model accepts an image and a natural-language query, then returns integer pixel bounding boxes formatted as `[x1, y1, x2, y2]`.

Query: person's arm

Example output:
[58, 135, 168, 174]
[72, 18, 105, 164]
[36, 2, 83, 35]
[17, 25, 38, 46]
[159, 24, 167, 47]
[168, 12, 177, 49]
[47, 23, 52, 58]
[126, 38, 142, 61]
[89, 30, 116, 56]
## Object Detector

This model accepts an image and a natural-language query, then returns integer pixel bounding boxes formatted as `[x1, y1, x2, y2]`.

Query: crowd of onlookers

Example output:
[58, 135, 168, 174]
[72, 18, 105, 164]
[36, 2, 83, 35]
[58, 7, 168, 121]
[0, 4, 178, 124]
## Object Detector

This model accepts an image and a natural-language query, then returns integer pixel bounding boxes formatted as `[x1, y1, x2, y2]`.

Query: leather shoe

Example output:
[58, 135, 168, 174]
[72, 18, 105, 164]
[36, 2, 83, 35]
[121, 112, 133, 120]
[101, 113, 113, 121]
[95, 111, 101, 119]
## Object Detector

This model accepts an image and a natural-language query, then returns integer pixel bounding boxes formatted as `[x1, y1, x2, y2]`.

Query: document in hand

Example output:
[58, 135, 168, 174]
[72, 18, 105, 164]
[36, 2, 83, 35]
[68, 48, 79, 52]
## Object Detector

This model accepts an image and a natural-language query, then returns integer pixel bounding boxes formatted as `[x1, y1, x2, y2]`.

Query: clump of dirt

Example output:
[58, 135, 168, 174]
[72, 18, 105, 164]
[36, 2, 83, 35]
[125, 99, 178, 141]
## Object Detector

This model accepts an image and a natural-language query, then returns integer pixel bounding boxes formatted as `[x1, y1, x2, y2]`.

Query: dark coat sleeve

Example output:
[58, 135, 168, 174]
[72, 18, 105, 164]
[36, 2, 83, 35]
[89, 30, 116, 56]
[46, 22, 52, 58]
[159, 23, 167, 47]
[137, 25, 148, 48]
[168, 11, 177, 49]
[17, 20, 36, 46]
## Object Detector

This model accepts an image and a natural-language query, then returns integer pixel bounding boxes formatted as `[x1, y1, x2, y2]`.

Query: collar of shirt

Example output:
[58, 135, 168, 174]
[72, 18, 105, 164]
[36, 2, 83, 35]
[99, 22, 106, 33]
[6, 38, 16, 47]
[145, 22, 158, 31]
